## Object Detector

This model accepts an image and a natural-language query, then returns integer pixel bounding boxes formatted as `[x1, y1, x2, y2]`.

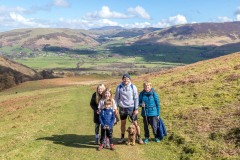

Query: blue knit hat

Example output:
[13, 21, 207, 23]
[122, 73, 131, 79]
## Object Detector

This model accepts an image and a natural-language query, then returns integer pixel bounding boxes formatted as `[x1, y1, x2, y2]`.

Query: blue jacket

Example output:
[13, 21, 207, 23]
[99, 108, 115, 129]
[139, 88, 160, 117]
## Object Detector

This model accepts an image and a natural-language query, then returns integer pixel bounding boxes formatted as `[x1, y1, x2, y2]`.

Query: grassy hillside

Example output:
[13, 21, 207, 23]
[0, 52, 239, 160]
[132, 22, 240, 46]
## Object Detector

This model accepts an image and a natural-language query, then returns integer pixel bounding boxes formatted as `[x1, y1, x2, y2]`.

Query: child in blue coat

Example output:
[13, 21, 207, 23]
[98, 99, 115, 150]
[139, 81, 161, 144]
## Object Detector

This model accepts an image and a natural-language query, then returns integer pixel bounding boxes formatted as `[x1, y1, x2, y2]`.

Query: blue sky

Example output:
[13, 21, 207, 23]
[0, 0, 240, 32]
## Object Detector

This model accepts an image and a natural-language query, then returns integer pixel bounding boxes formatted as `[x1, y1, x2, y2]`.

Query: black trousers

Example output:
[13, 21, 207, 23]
[95, 123, 100, 135]
[142, 116, 158, 138]
[100, 128, 113, 144]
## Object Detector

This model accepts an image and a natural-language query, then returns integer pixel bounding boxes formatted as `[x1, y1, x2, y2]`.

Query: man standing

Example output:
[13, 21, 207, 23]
[115, 73, 143, 144]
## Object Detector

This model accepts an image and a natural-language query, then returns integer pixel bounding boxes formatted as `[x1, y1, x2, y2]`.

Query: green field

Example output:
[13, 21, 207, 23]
[14, 54, 183, 72]
[0, 43, 207, 73]
[0, 77, 178, 160]
[0, 52, 239, 160]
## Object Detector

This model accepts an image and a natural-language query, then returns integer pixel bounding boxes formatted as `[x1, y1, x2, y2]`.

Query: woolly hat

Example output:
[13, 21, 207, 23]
[122, 73, 131, 79]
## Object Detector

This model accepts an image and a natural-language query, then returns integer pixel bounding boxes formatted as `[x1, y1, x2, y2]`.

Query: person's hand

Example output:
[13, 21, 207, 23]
[104, 125, 109, 129]
[157, 116, 159, 119]
[134, 109, 138, 115]
[96, 110, 100, 114]
[142, 102, 145, 107]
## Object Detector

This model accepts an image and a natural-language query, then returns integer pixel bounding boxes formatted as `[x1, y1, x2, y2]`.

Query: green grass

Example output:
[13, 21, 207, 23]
[0, 52, 239, 160]
[133, 52, 240, 160]
[0, 46, 32, 55]
[0, 78, 178, 160]
[15, 54, 182, 71]
[15, 56, 80, 69]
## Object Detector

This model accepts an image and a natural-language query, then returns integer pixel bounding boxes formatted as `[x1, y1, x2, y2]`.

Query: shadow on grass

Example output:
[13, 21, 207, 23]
[36, 134, 97, 149]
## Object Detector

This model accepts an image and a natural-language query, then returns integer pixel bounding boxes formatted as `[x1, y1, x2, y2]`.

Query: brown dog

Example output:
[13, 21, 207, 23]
[126, 124, 137, 146]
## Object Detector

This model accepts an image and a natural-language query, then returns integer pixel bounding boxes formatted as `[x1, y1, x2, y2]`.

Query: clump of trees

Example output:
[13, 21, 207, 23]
[0, 73, 16, 90]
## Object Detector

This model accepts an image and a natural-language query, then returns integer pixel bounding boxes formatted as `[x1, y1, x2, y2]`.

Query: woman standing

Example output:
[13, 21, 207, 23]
[90, 84, 106, 144]
[139, 81, 161, 144]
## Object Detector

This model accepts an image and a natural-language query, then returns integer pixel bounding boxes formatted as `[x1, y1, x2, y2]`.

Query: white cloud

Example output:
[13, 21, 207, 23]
[9, 12, 49, 28]
[169, 14, 187, 25]
[84, 5, 151, 20]
[237, 14, 240, 21]
[0, 5, 28, 14]
[154, 14, 187, 28]
[53, 0, 70, 8]
[84, 6, 130, 19]
[154, 21, 171, 28]
[127, 6, 151, 19]
[58, 18, 119, 29]
[123, 22, 151, 28]
[217, 16, 232, 22]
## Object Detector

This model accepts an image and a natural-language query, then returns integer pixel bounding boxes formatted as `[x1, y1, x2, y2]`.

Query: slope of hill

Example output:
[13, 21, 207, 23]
[132, 21, 240, 46]
[0, 52, 239, 159]
[131, 52, 240, 159]
[0, 28, 100, 50]
[0, 56, 41, 90]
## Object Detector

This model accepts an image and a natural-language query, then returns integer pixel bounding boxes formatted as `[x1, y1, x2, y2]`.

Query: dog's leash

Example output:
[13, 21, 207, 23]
[128, 113, 136, 124]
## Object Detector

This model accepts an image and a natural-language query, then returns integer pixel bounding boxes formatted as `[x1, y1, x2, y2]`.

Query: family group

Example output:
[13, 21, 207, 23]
[90, 74, 166, 151]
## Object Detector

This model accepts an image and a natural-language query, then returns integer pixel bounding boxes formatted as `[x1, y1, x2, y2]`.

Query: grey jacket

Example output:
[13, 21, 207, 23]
[114, 82, 139, 110]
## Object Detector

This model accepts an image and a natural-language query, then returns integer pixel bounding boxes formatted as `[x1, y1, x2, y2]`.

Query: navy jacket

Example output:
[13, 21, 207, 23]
[139, 88, 160, 117]
[99, 108, 115, 129]
[90, 92, 101, 123]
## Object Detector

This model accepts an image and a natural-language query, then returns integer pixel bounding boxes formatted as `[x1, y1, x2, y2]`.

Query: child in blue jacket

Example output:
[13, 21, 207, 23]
[98, 99, 115, 150]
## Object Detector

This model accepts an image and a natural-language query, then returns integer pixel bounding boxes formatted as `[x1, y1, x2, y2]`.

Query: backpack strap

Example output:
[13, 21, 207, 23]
[118, 83, 134, 96]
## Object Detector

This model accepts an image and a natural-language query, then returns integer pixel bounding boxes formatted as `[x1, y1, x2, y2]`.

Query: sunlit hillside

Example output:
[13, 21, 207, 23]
[0, 52, 239, 160]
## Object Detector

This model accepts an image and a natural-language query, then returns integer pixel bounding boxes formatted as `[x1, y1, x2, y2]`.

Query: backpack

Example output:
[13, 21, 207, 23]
[118, 83, 135, 98]
[157, 118, 167, 140]
[118, 83, 134, 90]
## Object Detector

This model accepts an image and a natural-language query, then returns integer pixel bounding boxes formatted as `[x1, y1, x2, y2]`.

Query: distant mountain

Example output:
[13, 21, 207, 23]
[0, 56, 41, 90]
[0, 28, 100, 50]
[107, 27, 162, 38]
[0, 22, 239, 59]
[90, 26, 124, 30]
[132, 21, 240, 46]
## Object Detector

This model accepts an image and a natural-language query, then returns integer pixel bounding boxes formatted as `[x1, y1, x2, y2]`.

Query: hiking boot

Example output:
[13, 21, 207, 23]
[138, 138, 144, 144]
[110, 144, 115, 150]
[117, 138, 125, 144]
[97, 144, 104, 151]
[143, 138, 149, 144]
[155, 138, 160, 143]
